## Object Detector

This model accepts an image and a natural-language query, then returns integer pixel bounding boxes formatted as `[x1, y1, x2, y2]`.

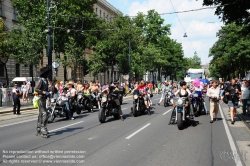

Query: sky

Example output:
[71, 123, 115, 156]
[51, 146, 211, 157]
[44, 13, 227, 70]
[106, 0, 224, 65]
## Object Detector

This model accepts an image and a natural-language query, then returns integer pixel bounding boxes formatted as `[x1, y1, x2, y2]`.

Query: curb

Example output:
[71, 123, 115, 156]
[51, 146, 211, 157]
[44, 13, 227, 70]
[236, 111, 250, 130]
[0, 107, 35, 114]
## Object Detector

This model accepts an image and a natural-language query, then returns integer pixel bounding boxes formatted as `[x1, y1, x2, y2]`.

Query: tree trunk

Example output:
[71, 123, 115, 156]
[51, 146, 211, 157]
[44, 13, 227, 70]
[111, 61, 114, 83]
[4, 61, 9, 86]
[157, 67, 161, 81]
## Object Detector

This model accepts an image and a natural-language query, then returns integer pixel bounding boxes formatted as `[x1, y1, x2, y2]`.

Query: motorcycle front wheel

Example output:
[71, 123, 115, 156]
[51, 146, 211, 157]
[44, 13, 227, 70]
[98, 108, 106, 123]
[133, 104, 137, 117]
[177, 113, 184, 130]
[48, 109, 55, 123]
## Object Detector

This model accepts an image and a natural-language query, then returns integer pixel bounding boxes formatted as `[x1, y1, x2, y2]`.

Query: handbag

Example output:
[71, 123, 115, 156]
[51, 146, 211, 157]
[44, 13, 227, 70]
[223, 96, 228, 104]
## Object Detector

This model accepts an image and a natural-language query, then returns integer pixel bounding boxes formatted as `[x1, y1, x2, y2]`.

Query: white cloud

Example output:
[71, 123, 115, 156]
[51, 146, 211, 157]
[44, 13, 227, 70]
[127, 0, 224, 64]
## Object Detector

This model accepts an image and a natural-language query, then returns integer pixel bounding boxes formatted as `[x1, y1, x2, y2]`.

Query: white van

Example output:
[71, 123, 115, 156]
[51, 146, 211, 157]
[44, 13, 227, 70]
[9, 77, 39, 93]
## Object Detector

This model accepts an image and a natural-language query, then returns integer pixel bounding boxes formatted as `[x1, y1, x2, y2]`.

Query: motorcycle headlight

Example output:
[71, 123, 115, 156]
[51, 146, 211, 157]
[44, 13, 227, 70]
[102, 97, 107, 102]
[194, 94, 198, 97]
[177, 99, 183, 105]
[77, 95, 82, 100]
[51, 98, 55, 103]
[134, 95, 138, 99]
[168, 92, 171, 96]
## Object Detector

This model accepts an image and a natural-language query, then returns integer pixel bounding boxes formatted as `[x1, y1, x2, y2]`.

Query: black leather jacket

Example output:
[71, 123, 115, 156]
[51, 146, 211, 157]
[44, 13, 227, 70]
[35, 78, 48, 96]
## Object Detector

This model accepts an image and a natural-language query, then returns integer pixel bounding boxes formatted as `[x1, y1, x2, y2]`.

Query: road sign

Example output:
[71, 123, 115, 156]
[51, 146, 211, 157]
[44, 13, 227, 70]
[52, 61, 60, 69]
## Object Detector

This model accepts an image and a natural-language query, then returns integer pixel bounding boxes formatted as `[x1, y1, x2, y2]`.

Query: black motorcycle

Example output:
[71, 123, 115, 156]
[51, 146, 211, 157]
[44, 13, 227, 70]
[164, 90, 173, 107]
[131, 90, 150, 117]
[47, 97, 69, 123]
[172, 97, 189, 130]
[98, 91, 121, 123]
[76, 92, 93, 114]
[190, 92, 203, 117]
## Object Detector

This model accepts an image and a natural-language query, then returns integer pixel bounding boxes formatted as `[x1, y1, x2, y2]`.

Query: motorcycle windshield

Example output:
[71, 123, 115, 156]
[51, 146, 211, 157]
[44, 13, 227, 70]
[133, 89, 140, 95]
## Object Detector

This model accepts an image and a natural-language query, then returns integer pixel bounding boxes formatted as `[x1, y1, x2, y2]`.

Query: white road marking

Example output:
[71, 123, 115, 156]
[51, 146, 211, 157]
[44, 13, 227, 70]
[219, 105, 243, 166]
[125, 123, 151, 139]
[122, 108, 127, 110]
[0, 118, 37, 128]
[163, 109, 172, 115]
[49, 121, 84, 132]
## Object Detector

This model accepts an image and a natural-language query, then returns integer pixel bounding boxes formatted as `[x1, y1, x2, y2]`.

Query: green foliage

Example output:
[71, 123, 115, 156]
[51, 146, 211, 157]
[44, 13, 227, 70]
[203, 0, 250, 25]
[209, 23, 250, 79]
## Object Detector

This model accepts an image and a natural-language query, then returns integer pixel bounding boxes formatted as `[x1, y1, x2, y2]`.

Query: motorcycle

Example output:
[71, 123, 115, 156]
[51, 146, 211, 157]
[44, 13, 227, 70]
[172, 97, 189, 130]
[164, 90, 173, 107]
[131, 90, 149, 117]
[76, 92, 93, 114]
[91, 92, 100, 109]
[98, 91, 121, 123]
[47, 97, 69, 123]
[190, 91, 203, 117]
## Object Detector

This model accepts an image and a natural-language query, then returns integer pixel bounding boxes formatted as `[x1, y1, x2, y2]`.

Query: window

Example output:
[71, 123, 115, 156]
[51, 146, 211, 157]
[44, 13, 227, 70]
[103, 12, 105, 18]
[0, 63, 4, 77]
[13, 7, 18, 21]
[100, 10, 102, 18]
[95, 8, 98, 14]
[15, 63, 20, 76]
[0, 1, 2, 16]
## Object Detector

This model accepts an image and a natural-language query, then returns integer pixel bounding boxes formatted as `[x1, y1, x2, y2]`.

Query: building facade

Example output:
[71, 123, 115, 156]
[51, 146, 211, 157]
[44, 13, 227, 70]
[0, 0, 122, 85]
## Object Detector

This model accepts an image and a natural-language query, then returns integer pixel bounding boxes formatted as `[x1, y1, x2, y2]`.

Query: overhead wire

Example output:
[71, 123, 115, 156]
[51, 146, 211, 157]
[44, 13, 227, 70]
[169, 0, 196, 53]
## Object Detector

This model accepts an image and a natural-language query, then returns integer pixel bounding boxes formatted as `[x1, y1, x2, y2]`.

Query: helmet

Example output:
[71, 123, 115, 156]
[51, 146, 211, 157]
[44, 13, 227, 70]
[63, 86, 68, 90]
[179, 81, 187, 87]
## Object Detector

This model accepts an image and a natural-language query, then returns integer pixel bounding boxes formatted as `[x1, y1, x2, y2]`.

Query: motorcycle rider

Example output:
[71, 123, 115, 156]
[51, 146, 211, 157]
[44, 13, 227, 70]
[137, 80, 151, 114]
[108, 82, 124, 121]
[174, 80, 194, 118]
[60, 86, 75, 120]
[157, 81, 171, 105]
[83, 83, 93, 112]
[35, 67, 52, 137]
[90, 81, 101, 109]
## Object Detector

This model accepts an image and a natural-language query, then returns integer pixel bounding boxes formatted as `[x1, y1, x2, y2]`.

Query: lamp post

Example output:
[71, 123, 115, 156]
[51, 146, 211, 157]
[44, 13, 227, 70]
[46, 0, 52, 81]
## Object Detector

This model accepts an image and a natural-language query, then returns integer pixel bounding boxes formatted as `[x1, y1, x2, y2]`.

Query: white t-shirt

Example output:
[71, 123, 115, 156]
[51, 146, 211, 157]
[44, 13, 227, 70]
[26, 81, 31, 90]
[241, 85, 250, 99]
[69, 88, 77, 97]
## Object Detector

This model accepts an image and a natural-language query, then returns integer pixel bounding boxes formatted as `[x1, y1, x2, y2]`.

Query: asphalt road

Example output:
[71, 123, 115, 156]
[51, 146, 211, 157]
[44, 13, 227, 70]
[0, 94, 248, 166]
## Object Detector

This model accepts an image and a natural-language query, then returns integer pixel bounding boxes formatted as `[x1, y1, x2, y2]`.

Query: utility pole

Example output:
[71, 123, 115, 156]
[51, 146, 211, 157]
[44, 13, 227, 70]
[128, 39, 131, 79]
[46, 0, 52, 81]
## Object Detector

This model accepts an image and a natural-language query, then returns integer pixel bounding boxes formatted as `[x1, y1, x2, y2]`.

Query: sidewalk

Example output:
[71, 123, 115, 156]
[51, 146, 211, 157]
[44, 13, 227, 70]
[236, 104, 250, 130]
[220, 102, 250, 129]
[0, 100, 34, 114]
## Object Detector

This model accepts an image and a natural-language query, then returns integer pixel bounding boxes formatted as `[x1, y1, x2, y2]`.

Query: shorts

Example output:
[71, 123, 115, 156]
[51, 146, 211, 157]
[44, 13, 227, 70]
[228, 100, 239, 108]
[22, 90, 26, 94]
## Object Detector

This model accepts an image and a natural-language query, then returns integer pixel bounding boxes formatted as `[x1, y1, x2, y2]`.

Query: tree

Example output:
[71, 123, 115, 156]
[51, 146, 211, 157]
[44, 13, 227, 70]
[208, 23, 250, 79]
[12, 0, 98, 72]
[58, 36, 88, 81]
[0, 18, 11, 85]
[203, 0, 250, 25]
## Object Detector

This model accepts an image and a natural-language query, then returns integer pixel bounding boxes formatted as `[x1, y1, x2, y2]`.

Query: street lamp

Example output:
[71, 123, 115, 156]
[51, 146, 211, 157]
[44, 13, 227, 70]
[46, 0, 58, 81]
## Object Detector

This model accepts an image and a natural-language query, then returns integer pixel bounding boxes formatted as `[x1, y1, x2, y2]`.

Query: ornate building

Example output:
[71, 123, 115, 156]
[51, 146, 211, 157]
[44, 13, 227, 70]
[0, 0, 122, 85]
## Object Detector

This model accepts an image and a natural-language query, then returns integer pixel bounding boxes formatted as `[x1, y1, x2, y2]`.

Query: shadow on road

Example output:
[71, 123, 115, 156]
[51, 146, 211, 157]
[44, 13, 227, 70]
[50, 127, 84, 136]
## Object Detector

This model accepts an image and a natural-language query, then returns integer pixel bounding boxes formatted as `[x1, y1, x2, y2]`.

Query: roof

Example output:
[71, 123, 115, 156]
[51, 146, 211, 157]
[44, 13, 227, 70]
[98, 0, 122, 15]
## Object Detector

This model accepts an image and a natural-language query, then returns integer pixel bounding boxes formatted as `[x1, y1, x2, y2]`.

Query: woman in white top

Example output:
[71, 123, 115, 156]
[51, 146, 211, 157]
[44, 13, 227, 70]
[240, 79, 250, 115]
[21, 81, 27, 102]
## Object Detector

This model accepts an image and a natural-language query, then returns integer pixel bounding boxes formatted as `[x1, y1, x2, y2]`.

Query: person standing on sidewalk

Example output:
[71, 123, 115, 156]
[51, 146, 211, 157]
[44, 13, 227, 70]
[240, 78, 250, 115]
[225, 78, 241, 124]
[12, 83, 21, 115]
[35, 67, 52, 137]
[25, 77, 31, 102]
[207, 80, 220, 123]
